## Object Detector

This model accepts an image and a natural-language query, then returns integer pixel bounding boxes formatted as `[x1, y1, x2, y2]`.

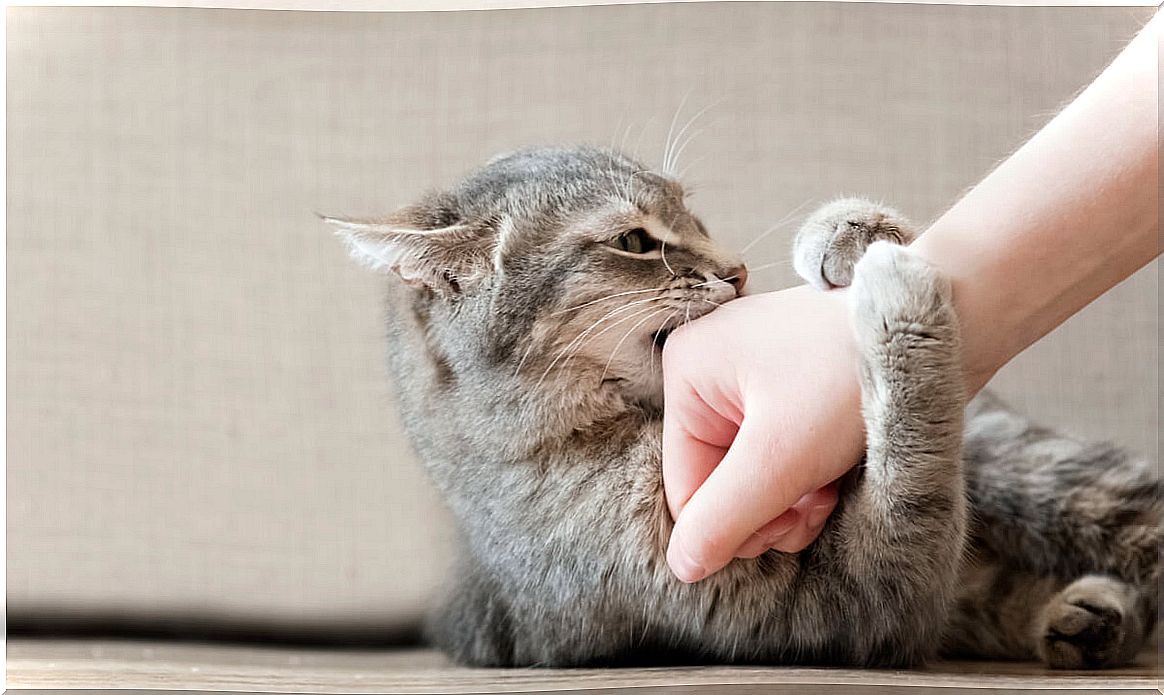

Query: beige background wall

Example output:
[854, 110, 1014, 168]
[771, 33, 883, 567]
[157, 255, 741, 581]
[8, 3, 1157, 631]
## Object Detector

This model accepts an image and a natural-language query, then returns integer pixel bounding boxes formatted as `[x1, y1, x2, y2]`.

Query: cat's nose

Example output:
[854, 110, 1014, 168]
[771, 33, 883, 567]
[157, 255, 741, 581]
[724, 265, 748, 294]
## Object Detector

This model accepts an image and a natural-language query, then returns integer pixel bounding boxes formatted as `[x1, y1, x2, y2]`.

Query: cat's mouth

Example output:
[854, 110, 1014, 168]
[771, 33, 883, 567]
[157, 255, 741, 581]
[648, 296, 726, 351]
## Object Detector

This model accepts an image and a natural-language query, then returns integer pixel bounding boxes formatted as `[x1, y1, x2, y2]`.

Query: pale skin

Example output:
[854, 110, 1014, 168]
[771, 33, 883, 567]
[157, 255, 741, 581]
[662, 11, 1160, 583]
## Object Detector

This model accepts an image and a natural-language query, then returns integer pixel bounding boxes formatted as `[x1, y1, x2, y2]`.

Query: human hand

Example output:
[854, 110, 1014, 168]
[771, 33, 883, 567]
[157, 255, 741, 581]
[661, 285, 866, 583]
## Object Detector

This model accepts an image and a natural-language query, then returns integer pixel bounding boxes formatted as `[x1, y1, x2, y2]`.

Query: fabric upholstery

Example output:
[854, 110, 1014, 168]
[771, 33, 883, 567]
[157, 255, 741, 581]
[8, 3, 1157, 628]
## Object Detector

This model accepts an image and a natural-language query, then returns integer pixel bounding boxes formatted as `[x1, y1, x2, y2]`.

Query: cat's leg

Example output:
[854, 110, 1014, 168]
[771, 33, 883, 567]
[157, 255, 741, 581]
[792, 198, 916, 290]
[942, 559, 1053, 662]
[800, 241, 967, 665]
[944, 560, 1155, 668]
[1040, 574, 1154, 668]
[946, 393, 1162, 667]
[426, 561, 518, 666]
[963, 392, 1162, 590]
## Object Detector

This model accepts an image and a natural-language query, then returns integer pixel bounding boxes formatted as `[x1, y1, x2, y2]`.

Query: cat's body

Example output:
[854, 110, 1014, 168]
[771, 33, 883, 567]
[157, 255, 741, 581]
[329, 145, 1159, 669]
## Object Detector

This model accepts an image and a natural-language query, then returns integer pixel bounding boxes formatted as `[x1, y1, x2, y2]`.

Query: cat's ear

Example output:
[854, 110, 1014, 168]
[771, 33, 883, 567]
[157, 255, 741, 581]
[323, 214, 494, 298]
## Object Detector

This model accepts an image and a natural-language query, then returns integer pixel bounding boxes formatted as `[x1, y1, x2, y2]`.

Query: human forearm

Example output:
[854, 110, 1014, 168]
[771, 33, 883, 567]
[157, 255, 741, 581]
[912, 11, 1159, 392]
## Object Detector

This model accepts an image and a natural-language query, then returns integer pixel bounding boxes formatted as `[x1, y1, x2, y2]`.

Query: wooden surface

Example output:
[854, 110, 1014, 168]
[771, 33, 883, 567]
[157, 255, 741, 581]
[10, 1, 1160, 10]
[7, 639, 1161, 694]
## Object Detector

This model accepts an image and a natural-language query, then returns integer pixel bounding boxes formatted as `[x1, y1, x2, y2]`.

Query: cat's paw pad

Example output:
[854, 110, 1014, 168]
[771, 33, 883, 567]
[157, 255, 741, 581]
[793, 198, 915, 290]
[1040, 576, 1138, 669]
[849, 241, 954, 351]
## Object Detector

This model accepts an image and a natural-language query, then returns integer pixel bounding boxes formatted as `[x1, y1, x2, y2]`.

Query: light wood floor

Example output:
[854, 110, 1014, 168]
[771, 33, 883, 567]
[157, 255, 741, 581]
[7, 638, 1161, 694]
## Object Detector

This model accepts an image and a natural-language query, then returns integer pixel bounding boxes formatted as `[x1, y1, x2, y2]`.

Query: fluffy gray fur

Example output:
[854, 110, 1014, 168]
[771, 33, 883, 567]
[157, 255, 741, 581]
[327, 145, 1160, 669]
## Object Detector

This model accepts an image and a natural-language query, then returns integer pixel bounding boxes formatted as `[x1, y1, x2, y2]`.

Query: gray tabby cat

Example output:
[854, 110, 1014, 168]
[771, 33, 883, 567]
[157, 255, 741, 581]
[326, 145, 1159, 669]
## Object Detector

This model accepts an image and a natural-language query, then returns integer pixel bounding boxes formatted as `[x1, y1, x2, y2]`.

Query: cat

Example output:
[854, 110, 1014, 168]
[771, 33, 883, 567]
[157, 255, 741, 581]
[325, 145, 1160, 669]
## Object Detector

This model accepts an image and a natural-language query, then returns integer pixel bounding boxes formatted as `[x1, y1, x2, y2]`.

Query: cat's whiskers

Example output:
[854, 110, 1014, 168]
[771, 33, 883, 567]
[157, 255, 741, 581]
[605, 133, 634, 205]
[662, 92, 691, 176]
[690, 259, 791, 289]
[664, 97, 720, 176]
[741, 259, 793, 274]
[551, 296, 662, 355]
[553, 303, 664, 375]
[533, 299, 665, 387]
[623, 169, 652, 208]
[609, 114, 628, 153]
[668, 127, 703, 176]
[512, 340, 540, 379]
[737, 199, 815, 257]
[620, 120, 648, 162]
[599, 306, 672, 383]
[659, 233, 677, 277]
[650, 309, 681, 376]
[550, 287, 661, 317]
[535, 306, 659, 391]
[615, 117, 633, 155]
[605, 155, 627, 205]
[691, 277, 734, 290]
[605, 163, 625, 204]
[607, 114, 624, 160]
[520, 298, 657, 379]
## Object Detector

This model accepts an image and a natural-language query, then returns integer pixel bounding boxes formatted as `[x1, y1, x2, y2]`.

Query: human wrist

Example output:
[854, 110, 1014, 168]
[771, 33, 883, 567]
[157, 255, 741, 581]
[908, 228, 1009, 396]
[811, 286, 868, 459]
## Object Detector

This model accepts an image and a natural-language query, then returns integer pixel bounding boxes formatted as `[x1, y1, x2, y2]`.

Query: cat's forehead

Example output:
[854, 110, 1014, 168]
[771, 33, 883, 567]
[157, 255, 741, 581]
[454, 146, 683, 220]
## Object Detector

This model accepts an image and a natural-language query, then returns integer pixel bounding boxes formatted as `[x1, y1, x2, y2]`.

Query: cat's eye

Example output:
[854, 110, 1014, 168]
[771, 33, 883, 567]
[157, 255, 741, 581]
[607, 228, 658, 254]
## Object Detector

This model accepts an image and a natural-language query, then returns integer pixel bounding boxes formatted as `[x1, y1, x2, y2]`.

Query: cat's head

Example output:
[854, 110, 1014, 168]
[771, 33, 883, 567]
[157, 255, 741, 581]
[327, 145, 744, 406]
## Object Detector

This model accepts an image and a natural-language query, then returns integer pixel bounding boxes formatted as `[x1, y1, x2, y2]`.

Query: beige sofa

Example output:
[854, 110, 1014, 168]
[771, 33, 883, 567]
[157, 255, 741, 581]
[8, 3, 1158, 691]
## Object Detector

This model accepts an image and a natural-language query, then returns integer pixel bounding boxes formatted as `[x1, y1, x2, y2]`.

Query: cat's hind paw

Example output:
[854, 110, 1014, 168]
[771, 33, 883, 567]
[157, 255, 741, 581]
[793, 198, 915, 291]
[1039, 575, 1144, 669]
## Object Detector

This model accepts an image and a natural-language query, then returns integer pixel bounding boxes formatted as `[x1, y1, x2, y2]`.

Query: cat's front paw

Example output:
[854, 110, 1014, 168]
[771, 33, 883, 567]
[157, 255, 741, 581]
[849, 241, 955, 352]
[1039, 575, 1143, 669]
[793, 198, 916, 290]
